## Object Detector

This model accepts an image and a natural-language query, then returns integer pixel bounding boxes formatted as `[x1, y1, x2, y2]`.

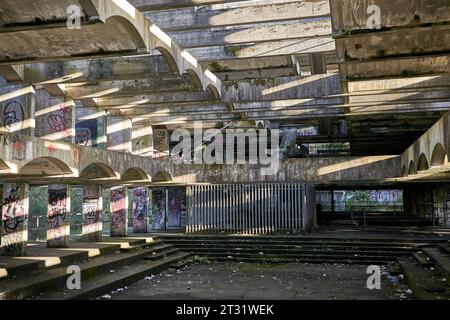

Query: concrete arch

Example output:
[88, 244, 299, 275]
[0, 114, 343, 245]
[20, 157, 73, 176]
[207, 84, 221, 100]
[401, 165, 408, 177]
[104, 16, 147, 51]
[153, 170, 173, 182]
[430, 143, 447, 167]
[80, 162, 119, 181]
[185, 68, 203, 89]
[155, 46, 180, 73]
[417, 153, 429, 171]
[122, 167, 151, 183]
[408, 160, 417, 175]
[90, 0, 221, 96]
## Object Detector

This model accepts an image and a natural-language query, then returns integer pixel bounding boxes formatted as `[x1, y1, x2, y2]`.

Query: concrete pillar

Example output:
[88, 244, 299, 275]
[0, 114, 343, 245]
[1, 183, 29, 256]
[82, 185, 103, 241]
[47, 184, 70, 248]
[106, 116, 132, 153]
[110, 186, 128, 237]
[132, 124, 153, 156]
[132, 187, 149, 233]
[34, 89, 74, 142]
[0, 83, 35, 136]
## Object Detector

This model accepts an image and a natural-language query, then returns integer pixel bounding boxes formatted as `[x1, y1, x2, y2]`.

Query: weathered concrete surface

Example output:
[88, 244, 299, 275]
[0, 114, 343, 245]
[142, 1, 330, 31]
[330, 0, 450, 34]
[0, 0, 222, 97]
[0, 133, 401, 184]
[400, 112, 450, 177]
[108, 262, 405, 300]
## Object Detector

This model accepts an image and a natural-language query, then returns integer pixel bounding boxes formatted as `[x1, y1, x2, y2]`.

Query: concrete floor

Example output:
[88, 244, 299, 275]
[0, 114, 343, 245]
[105, 262, 412, 300]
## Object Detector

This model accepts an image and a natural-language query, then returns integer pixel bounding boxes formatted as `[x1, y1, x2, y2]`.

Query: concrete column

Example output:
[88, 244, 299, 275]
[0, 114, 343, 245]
[106, 116, 132, 153]
[0, 83, 35, 136]
[47, 184, 70, 248]
[1, 183, 29, 256]
[110, 186, 128, 237]
[132, 187, 149, 233]
[82, 185, 103, 241]
[34, 89, 74, 142]
[132, 124, 153, 156]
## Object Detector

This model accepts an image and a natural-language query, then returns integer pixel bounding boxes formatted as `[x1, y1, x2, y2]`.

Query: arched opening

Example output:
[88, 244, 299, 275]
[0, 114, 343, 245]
[401, 165, 408, 177]
[417, 153, 429, 171]
[431, 143, 447, 167]
[20, 157, 73, 176]
[153, 170, 172, 182]
[206, 84, 221, 100]
[122, 167, 151, 183]
[185, 68, 203, 89]
[155, 47, 180, 73]
[105, 16, 147, 51]
[80, 162, 119, 181]
[408, 160, 416, 175]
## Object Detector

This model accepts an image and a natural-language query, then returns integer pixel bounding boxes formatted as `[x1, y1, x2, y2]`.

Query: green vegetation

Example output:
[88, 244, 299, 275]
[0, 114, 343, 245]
[193, 255, 212, 264]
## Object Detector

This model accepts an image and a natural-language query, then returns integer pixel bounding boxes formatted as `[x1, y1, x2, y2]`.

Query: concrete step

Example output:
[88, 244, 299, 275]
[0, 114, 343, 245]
[398, 256, 450, 300]
[156, 234, 444, 244]
[0, 243, 178, 300]
[422, 248, 450, 283]
[208, 256, 389, 265]
[181, 247, 411, 257]
[144, 248, 180, 261]
[119, 239, 164, 253]
[171, 243, 416, 252]
[38, 252, 192, 300]
[0, 242, 121, 282]
[160, 238, 430, 247]
[194, 252, 396, 263]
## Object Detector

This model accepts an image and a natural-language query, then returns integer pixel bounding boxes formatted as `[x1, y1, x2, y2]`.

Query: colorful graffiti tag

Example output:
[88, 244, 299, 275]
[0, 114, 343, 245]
[132, 188, 148, 233]
[110, 187, 127, 236]
[151, 188, 166, 230]
[47, 184, 69, 247]
[1, 183, 28, 255]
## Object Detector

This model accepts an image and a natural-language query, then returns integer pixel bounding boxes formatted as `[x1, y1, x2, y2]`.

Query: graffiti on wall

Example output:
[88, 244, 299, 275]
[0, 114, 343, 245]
[47, 107, 72, 133]
[2, 100, 24, 129]
[82, 199, 101, 235]
[167, 187, 186, 228]
[152, 188, 166, 230]
[154, 129, 169, 159]
[47, 185, 69, 241]
[132, 188, 148, 233]
[132, 135, 151, 155]
[76, 119, 98, 147]
[0, 133, 27, 161]
[1, 184, 28, 252]
[110, 188, 127, 235]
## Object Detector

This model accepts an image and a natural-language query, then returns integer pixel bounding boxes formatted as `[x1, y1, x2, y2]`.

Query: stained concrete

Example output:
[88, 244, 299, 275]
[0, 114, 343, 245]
[107, 262, 412, 300]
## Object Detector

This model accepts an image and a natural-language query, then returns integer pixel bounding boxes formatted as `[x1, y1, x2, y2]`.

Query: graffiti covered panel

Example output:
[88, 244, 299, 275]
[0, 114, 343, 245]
[132, 187, 148, 233]
[1, 183, 29, 255]
[151, 188, 166, 230]
[167, 187, 186, 229]
[110, 187, 127, 236]
[47, 184, 70, 247]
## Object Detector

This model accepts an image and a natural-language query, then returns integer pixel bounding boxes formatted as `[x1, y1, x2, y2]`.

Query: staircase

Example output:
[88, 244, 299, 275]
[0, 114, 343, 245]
[0, 237, 191, 300]
[318, 213, 434, 227]
[158, 234, 443, 265]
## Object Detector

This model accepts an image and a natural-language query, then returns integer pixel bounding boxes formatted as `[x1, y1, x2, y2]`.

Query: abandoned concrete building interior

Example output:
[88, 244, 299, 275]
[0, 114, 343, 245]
[1, 0, 450, 302]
